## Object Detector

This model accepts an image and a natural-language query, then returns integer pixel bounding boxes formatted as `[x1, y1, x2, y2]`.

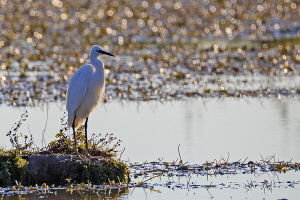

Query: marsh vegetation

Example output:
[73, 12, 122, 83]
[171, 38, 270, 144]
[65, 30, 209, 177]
[0, 0, 299, 106]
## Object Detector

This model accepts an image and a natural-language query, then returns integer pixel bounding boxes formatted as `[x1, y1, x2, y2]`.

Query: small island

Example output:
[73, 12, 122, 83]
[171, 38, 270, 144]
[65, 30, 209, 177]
[0, 114, 129, 187]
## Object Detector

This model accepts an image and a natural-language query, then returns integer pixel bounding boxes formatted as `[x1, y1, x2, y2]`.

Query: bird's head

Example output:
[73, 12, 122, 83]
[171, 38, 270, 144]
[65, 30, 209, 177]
[90, 45, 115, 57]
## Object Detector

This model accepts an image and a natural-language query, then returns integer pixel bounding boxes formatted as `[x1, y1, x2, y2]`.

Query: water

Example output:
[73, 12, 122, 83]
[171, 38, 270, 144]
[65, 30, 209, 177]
[1, 98, 300, 163]
[1, 98, 300, 199]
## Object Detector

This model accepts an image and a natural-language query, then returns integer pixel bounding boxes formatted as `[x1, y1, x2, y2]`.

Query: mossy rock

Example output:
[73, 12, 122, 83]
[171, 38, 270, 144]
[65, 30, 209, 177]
[0, 154, 129, 186]
[0, 153, 29, 186]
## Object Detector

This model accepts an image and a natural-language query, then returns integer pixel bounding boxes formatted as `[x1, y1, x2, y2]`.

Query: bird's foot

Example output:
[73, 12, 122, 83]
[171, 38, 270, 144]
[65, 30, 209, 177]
[83, 149, 91, 158]
[73, 148, 82, 158]
[73, 147, 91, 158]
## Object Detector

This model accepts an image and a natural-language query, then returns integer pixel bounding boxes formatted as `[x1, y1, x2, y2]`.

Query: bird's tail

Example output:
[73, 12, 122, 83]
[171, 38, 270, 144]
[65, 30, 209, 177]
[67, 111, 74, 128]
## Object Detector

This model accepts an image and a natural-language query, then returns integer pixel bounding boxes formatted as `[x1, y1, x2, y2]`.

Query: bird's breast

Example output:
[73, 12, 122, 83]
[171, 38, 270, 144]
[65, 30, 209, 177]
[87, 75, 105, 104]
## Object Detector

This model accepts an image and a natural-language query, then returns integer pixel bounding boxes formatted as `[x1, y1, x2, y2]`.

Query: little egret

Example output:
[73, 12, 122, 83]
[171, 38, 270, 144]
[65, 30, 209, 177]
[66, 45, 114, 152]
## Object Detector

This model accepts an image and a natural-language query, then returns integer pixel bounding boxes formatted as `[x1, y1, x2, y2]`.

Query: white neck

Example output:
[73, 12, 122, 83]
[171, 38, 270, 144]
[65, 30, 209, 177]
[89, 55, 105, 88]
[90, 55, 104, 70]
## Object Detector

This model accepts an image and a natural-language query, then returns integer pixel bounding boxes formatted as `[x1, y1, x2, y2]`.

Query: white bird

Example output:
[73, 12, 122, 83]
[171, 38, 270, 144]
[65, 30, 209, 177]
[66, 45, 114, 151]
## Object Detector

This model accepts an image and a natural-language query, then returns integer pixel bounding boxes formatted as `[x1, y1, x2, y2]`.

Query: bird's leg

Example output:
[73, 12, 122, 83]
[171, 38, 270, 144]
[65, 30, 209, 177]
[83, 117, 91, 157]
[72, 115, 77, 152]
[84, 117, 89, 150]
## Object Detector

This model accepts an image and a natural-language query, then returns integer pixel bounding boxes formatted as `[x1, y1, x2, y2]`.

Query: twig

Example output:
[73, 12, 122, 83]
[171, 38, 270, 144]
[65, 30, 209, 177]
[178, 144, 183, 165]
[41, 107, 49, 148]
[118, 148, 125, 161]
[241, 157, 248, 164]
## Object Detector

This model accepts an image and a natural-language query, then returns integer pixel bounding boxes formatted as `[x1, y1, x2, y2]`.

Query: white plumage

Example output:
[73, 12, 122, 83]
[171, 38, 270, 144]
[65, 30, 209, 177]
[66, 45, 114, 150]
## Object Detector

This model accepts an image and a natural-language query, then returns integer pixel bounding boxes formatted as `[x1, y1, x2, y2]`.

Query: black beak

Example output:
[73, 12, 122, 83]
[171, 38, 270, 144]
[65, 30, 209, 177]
[97, 50, 115, 57]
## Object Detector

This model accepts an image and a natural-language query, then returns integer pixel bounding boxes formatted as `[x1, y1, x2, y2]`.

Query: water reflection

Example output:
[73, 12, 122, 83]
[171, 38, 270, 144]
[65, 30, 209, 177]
[1, 98, 300, 163]
[1, 98, 300, 200]
[273, 99, 300, 156]
[3, 187, 128, 200]
[183, 100, 203, 158]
